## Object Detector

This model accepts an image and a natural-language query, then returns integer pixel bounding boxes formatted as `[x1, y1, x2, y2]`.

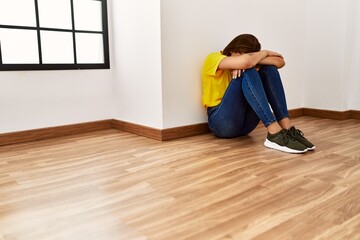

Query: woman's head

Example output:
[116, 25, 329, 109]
[222, 34, 261, 56]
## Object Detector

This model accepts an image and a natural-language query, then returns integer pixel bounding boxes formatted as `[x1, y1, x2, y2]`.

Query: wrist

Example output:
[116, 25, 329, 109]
[260, 50, 269, 58]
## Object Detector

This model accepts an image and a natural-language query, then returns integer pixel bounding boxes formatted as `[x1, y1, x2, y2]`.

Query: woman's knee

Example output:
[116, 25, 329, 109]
[242, 68, 261, 86]
[259, 65, 278, 74]
[243, 67, 258, 76]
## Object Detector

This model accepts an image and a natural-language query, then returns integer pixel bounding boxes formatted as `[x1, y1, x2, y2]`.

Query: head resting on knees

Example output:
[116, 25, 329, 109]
[222, 34, 261, 56]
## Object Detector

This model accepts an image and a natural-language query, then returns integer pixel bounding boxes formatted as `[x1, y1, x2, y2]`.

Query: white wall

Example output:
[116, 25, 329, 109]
[111, 0, 163, 129]
[346, 0, 360, 110]
[0, 2, 116, 134]
[0, 0, 165, 134]
[160, 0, 307, 128]
[303, 0, 360, 111]
[1, 0, 359, 135]
[160, 0, 360, 129]
[304, 0, 349, 110]
[0, 69, 115, 133]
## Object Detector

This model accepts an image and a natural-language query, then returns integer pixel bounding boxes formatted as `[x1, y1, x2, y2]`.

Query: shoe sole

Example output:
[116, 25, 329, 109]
[307, 146, 316, 151]
[264, 139, 308, 154]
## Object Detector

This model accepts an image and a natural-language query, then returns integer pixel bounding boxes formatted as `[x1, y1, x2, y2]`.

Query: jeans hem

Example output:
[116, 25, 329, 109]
[276, 114, 290, 122]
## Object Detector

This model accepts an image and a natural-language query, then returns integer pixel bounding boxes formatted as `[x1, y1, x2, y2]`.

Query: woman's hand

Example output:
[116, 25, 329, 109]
[231, 69, 242, 79]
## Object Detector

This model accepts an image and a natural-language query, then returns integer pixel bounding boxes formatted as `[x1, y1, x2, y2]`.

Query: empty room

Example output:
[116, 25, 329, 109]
[1, 0, 360, 239]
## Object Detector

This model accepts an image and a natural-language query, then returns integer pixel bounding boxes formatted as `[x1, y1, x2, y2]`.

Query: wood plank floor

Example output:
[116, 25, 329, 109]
[0, 116, 360, 240]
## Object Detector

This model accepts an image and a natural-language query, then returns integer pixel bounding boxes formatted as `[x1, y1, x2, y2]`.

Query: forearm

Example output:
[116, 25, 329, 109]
[219, 50, 269, 70]
[241, 51, 270, 69]
[258, 56, 285, 68]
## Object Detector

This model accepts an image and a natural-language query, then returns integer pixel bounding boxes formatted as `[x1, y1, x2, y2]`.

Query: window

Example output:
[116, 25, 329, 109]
[0, 0, 109, 71]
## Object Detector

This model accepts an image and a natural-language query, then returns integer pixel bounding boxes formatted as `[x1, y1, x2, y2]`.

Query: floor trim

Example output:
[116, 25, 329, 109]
[0, 108, 359, 146]
[111, 119, 162, 141]
[289, 108, 304, 118]
[161, 122, 210, 141]
[303, 108, 360, 120]
[111, 120, 210, 141]
[0, 120, 112, 146]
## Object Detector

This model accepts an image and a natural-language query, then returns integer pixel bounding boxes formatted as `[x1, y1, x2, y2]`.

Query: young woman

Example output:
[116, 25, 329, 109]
[202, 34, 315, 153]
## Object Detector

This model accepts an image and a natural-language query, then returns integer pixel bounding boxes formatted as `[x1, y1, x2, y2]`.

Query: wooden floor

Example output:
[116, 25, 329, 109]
[1, 116, 360, 240]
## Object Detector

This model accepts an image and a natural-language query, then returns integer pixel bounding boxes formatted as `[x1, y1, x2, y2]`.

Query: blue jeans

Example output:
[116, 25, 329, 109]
[207, 65, 289, 138]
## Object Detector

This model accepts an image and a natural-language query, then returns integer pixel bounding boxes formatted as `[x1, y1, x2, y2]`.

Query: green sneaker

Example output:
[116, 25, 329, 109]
[288, 126, 315, 151]
[264, 129, 308, 154]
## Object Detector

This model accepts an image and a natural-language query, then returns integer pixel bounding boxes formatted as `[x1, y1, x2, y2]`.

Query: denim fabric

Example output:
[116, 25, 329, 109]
[207, 65, 289, 138]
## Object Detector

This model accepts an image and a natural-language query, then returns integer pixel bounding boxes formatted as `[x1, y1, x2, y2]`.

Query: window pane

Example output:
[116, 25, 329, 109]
[37, 0, 72, 29]
[76, 33, 103, 63]
[0, 28, 39, 64]
[74, 0, 102, 31]
[41, 31, 74, 63]
[0, 0, 36, 27]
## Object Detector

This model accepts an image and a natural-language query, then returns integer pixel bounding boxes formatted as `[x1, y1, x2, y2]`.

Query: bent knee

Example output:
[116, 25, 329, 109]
[260, 65, 278, 72]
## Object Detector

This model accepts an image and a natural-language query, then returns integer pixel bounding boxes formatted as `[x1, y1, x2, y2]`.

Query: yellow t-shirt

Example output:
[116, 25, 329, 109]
[202, 52, 231, 108]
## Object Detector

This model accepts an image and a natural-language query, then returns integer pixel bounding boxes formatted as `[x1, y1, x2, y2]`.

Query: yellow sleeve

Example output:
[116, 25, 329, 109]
[202, 52, 227, 77]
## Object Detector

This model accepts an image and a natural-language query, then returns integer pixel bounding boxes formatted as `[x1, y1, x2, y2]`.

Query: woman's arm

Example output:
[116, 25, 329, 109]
[258, 56, 285, 69]
[218, 50, 283, 70]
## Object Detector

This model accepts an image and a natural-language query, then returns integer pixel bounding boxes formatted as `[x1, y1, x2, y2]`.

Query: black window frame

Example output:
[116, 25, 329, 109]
[0, 0, 110, 71]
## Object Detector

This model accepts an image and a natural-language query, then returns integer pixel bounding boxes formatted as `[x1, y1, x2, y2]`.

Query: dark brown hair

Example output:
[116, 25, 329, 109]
[222, 34, 261, 56]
